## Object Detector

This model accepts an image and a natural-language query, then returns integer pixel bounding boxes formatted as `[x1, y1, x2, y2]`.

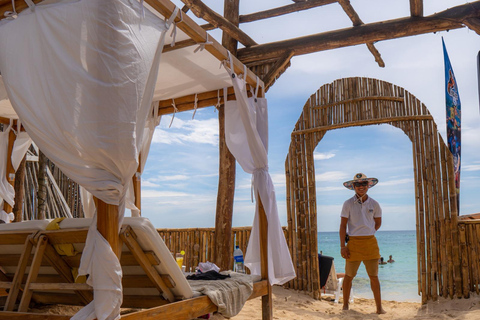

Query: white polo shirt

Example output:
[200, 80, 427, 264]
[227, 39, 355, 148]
[340, 196, 382, 236]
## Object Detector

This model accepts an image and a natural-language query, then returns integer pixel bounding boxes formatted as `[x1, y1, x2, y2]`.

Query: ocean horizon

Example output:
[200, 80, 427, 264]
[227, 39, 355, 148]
[318, 230, 420, 302]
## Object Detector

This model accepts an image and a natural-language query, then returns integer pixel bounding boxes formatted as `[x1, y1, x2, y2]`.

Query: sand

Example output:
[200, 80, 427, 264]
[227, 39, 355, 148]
[26, 285, 480, 319]
[229, 286, 480, 320]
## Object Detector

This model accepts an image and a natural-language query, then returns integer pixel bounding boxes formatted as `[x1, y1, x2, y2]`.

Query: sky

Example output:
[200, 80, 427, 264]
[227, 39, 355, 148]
[140, 0, 480, 232]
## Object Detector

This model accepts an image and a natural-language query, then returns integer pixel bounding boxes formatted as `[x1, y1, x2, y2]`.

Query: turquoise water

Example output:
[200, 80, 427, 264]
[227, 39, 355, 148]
[318, 230, 420, 302]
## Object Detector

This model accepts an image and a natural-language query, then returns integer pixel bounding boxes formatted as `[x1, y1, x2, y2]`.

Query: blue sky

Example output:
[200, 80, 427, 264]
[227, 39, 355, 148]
[140, 0, 480, 232]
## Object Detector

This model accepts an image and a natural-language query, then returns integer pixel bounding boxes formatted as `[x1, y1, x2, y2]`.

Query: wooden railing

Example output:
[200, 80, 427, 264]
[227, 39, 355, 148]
[457, 214, 480, 297]
[157, 226, 288, 273]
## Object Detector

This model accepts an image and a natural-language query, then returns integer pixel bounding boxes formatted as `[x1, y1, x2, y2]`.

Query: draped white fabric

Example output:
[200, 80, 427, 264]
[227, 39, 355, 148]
[0, 0, 168, 319]
[12, 131, 32, 171]
[224, 68, 296, 285]
[0, 123, 14, 207]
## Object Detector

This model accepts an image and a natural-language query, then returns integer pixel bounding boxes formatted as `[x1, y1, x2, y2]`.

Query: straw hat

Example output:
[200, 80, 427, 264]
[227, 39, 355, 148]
[343, 173, 378, 190]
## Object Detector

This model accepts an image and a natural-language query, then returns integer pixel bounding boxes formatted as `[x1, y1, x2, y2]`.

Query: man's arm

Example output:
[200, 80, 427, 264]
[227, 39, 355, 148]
[374, 217, 382, 230]
[340, 217, 350, 259]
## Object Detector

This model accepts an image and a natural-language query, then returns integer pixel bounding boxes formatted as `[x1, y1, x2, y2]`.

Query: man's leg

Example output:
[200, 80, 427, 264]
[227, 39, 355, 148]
[343, 260, 360, 310]
[364, 259, 386, 314]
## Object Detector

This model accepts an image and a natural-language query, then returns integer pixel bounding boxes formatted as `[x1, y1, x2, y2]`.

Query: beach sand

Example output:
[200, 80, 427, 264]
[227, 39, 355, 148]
[27, 285, 480, 319]
[229, 286, 480, 320]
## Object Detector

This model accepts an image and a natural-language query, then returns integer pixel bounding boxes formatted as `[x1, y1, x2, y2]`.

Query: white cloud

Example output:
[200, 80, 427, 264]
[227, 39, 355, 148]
[142, 180, 160, 187]
[153, 116, 219, 146]
[155, 175, 189, 182]
[378, 178, 414, 187]
[463, 164, 480, 172]
[314, 151, 336, 161]
[142, 190, 190, 198]
[316, 171, 350, 182]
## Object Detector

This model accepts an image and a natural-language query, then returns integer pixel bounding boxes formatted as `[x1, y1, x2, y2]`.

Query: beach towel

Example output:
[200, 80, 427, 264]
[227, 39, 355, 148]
[188, 272, 260, 318]
[346, 235, 380, 261]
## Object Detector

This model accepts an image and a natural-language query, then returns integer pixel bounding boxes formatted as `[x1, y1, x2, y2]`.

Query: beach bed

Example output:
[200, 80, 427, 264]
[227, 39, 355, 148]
[0, 218, 268, 319]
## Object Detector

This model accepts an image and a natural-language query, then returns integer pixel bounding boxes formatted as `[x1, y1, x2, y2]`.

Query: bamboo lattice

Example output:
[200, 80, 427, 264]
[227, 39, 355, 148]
[285, 77, 465, 303]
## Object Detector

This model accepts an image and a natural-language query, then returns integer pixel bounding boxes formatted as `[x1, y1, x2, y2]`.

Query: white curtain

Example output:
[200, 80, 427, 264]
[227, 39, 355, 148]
[224, 62, 295, 285]
[0, 122, 14, 208]
[0, 0, 169, 319]
[12, 131, 32, 171]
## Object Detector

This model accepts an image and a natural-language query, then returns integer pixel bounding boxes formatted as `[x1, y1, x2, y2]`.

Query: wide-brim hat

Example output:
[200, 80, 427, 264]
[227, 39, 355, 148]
[343, 173, 378, 190]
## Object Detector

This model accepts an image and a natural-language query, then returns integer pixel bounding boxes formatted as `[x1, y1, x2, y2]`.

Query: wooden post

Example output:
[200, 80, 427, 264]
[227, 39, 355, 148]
[12, 155, 26, 222]
[214, 0, 239, 271]
[132, 155, 142, 213]
[258, 196, 272, 320]
[3, 129, 16, 213]
[94, 197, 122, 258]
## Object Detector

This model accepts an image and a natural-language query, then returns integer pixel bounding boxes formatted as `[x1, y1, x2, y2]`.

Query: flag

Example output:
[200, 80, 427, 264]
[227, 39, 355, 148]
[442, 38, 461, 212]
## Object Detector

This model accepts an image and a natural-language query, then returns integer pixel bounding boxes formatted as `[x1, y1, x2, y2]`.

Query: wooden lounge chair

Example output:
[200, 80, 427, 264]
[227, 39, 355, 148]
[0, 220, 52, 311]
[0, 218, 268, 319]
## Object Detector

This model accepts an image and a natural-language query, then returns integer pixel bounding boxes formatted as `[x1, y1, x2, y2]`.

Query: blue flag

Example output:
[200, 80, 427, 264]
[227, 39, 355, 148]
[442, 38, 461, 211]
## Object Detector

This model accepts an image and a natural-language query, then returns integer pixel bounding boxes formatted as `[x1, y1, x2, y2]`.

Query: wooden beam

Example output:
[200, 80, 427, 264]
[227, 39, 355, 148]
[464, 17, 480, 35]
[157, 87, 236, 115]
[94, 198, 121, 257]
[200, 0, 337, 31]
[263, 50, 295, 89]
[237, 2, 479, 64]
[162, 39, 197, 53]
[144, 0, 263, 90]
[258, 196, 272, 320]
[239, 0, 337, 24]
[213, 0, 238, 273]
[180, 0, 257, 47]
[410, 0, 424, 17]
[292, 115, 434, 136]
[338, 0, 385, 67]
[366, 43, 385, 68]
[337, 0, 362, 26]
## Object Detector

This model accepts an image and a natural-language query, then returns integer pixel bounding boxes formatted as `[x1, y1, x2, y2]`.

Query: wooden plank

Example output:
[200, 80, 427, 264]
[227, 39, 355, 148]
[120, 226, 175, 302]
[61, 251, 160, 267]
[180, 0, 257, 47]
[39, 236, 93, 305]
[263, 50, 294, 89]
[18, 236, 49, 312]
[4, 237, 34, 311]
[236, 2, 477, 63]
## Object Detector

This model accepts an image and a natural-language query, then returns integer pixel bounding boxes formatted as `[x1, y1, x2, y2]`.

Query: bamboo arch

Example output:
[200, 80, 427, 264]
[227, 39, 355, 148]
[284, 77, 463, 303]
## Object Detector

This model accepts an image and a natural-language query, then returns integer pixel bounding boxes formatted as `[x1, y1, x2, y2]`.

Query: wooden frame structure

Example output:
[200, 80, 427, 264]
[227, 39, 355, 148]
[285, 77, 462, 303]
[0, 0, 479, 318]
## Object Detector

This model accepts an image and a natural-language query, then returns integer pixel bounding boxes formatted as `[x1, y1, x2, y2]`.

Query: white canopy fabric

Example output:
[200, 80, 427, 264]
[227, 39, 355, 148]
[224, 60, 296, 286]
[0, 0, 169, 319]
[0, 122, 14, 207]
[12, 131, 32, 171]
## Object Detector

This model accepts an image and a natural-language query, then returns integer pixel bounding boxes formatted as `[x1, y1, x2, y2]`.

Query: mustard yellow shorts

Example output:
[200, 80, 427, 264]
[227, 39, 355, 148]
[345, 259, 379, 278]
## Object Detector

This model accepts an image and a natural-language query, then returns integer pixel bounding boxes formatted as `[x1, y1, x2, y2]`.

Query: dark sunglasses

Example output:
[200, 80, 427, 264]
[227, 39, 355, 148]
[353, 181, 369, 187]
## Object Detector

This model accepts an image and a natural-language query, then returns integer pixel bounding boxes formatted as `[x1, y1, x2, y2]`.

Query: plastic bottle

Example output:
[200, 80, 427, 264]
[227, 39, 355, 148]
[233, 243, 245, 273]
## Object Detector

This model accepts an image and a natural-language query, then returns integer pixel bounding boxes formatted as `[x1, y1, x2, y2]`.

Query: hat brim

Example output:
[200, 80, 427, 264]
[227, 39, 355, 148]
[343, 178, 378, 190]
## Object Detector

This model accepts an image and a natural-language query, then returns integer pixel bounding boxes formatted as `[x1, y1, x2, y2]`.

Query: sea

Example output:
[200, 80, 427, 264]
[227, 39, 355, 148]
[318, 230, 420, 302]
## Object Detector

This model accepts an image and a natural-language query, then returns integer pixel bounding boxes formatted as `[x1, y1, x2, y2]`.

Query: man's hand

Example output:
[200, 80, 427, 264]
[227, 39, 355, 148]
[341, 246, 350, 259]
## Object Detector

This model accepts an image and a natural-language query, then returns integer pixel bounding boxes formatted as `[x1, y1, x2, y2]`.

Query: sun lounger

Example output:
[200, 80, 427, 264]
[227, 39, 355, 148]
[0, 220, 51, 311]
[0, 218, 268, 319]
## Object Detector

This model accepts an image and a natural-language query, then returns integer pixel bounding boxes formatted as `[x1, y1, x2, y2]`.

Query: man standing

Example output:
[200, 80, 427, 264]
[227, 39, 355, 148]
[339, 173, 385, 314]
